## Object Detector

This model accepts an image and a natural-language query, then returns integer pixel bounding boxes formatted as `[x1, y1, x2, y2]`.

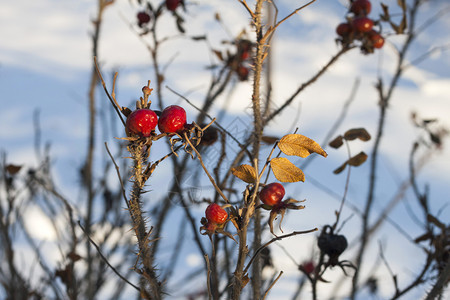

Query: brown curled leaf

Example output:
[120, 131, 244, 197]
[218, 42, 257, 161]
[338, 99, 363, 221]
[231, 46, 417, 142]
[6, 164, 22, 175]
[329, 135, 344, 149]
[333, 162, 348, 174]
[261, 135, 279, 145]
[347, 152, 368, 167]
[344, 128, 371, 142]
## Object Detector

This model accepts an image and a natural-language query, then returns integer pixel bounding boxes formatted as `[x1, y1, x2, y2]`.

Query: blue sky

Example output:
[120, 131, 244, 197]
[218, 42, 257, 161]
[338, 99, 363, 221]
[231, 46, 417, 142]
[1, 0, 449, 299]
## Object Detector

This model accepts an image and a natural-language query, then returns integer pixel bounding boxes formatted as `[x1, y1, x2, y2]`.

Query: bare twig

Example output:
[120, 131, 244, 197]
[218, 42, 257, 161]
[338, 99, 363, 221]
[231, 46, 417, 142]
[204, 254, 213, 300]
[94, 60, 125, 126]
[262, 0, 317, 45]
[183, 132, 230, 204]
[262, 271, 283, 300]
[264, 46, 353, 125]
[243, 228, 318, 275]
[78, 221, 140, 292]
[104, 142, 130, 210]
[167, 86, 252, 159]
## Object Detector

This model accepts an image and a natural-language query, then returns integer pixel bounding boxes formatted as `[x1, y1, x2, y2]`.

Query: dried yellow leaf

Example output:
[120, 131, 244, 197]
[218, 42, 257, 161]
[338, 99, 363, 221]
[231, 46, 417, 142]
[278, 134, 327, 158]
[231, 164, 257, 183]
[270, 157, 305, 182]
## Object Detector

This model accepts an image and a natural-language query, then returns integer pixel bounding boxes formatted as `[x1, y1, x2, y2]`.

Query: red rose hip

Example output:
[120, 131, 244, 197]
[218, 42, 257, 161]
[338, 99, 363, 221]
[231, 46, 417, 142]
[352, 17, 374, 33]
[205, 203, 228, 225]
[126, 109, 158, 137]
[350, 0, 372, 16]
[301, 261, 315, 274]
[166, 0, 181, 11]
[336, 23, 353, 37]
[368, 30, 384, 48]
[158, 105, 187, 133]
[137, 11, 151, 27]
[259, 183, 285, 206]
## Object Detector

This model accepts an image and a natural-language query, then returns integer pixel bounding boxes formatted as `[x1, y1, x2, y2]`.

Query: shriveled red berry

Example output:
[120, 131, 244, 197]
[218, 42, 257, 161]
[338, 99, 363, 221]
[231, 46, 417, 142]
[350, 0, 372, 16]
[301, 261, 315, 274]
[237, 65, 249, 81]
[259, 183, 285, 206]
[368, 30, 384, 48]
[199, 124, 219, 146]
[137, 11, 151, 27]
[237, 39, 252, 60]
[166, 0, 181, 11]
[352, 17, 374, 33]
[336, 23, 353, 37]
[158, 105, 187, 133]
[205, 203, 228, 225]
[126, 109, 158, 137]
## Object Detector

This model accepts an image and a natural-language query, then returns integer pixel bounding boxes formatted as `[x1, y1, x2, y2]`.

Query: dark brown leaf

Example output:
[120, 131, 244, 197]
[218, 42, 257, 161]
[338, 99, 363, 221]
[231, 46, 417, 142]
[397, 0, 406, 11]
[347, 152, 368, 167]
[261, 135, 279, 145]
[427, 214, 446, 230]
[212, 49, 223, 61]
[333, 162, 348, 174]
[344, 128, 371, 142]
[390, 21, 400, 34]
[380, 3, 390, 22]
[329, 135, 344, 149]
[398, 14, 407, 34]
[6, 164, 22, 175]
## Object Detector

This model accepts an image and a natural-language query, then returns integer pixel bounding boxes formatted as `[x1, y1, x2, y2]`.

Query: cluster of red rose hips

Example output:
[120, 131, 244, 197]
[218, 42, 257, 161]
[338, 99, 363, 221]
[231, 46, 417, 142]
[136, 0, 183, 28]
[336, 0, 384, 53]
[125, 90, 187, 138]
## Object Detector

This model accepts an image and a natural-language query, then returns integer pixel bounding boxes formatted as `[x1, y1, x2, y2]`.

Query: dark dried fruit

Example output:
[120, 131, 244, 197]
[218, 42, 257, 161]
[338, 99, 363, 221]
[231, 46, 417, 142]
[200, 124, 219, 146]
[318, 231, 348, 265]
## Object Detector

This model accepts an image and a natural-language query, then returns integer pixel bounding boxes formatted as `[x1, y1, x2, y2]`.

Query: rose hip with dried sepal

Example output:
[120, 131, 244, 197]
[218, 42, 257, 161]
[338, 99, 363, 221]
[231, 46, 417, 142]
[205, 203, 228, 225]
[158, 105, 187, 134]
[259, 183, 285, 206]
[126, 109, 158, 137]
[200, 203, 234, 238]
